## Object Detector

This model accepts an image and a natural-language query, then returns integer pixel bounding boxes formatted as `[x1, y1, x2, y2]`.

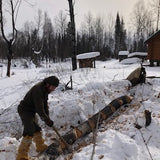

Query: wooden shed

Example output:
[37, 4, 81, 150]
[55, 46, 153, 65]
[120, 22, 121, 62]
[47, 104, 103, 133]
[144, 30, 160, 66]
[76, 52, 100, 68]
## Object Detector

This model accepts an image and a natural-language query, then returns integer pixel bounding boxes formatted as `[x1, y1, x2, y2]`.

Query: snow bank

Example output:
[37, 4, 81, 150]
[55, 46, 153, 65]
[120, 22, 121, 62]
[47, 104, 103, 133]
[73, 129, 138, 160]
[128, 52, 147, 58]
[120, 57, 142, 64]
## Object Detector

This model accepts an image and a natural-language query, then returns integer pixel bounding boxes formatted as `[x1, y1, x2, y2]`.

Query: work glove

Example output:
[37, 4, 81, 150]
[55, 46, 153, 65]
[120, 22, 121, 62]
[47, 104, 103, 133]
[46, 119, 54, 127]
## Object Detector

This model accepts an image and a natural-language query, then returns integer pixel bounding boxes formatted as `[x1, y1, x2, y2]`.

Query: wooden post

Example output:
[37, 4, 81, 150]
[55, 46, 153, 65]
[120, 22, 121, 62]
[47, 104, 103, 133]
[93, 58, 96, 68]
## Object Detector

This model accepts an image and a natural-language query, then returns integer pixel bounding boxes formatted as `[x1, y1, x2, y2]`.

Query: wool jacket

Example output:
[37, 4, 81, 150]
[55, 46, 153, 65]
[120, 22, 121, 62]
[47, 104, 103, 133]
[19, 81, 50, 123]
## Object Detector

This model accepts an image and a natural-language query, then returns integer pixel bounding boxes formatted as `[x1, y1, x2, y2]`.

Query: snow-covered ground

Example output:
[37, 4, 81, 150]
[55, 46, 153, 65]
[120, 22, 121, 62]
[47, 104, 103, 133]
[0, 59, 160, 160]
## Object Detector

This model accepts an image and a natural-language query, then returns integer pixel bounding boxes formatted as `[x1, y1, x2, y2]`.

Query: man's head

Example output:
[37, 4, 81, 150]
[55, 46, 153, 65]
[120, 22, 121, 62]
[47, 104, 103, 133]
[43, 76, 59, 93]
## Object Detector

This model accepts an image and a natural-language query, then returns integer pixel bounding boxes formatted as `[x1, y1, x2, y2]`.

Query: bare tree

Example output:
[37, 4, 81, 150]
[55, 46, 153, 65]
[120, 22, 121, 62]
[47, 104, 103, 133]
[150, 0, 160, 31]
[32, 9, 43, 52]
[94, 16, 104, 50]
[131, 0, 154, 39]
[42, 12, 55, 62]
[31, 9, 44, 66]
[67, 0, 77, 70]
[105, 13, 114, 55]
[79, 12, 95, 51]
[0, 0, 21, 77]
[35, 9, 43, 34]
[54, 10, 68, 36]
[106, 13, 114, 40]
[23, 21, 34, 58]
[84, 12, 94, 38]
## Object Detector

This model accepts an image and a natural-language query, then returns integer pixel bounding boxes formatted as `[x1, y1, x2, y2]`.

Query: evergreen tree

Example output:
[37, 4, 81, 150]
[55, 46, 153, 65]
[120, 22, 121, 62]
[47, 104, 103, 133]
[120, 18, 127, 51]
[114, 12, 121, 58]
[114, 13, 127, 58]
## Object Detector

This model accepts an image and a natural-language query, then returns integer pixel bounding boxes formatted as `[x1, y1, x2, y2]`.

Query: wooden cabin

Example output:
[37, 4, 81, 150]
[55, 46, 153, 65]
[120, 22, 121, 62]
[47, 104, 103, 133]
[145, 30, 160, 66]
[118, 51, 129, 61]
[77, 52, 100, 68]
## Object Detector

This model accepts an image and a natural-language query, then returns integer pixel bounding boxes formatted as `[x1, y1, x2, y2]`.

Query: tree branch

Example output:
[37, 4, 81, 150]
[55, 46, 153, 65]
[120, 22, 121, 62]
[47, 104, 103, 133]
[0, 0, 9, 43]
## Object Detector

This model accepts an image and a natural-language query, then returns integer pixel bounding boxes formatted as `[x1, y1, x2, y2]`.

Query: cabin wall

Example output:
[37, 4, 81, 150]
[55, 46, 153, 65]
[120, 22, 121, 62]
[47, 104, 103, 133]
[147, 36, 160, 60]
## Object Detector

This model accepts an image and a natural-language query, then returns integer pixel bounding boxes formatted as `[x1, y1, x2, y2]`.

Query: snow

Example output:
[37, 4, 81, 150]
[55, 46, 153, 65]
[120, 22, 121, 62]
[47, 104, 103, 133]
[118, 51, 129, 56]
[34, 51, 41, 55]
[120, 57, 142, 64]
[77, 52, 100, 59]
[0, 59, 160, 160]
[73, 130, 139, 160]
[128, 52, 147, 58]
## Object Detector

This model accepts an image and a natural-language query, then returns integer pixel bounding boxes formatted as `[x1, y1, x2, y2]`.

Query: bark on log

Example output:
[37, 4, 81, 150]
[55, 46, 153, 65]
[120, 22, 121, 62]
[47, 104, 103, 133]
[38, 95, 133, 160]
[126, 67, 146, 86]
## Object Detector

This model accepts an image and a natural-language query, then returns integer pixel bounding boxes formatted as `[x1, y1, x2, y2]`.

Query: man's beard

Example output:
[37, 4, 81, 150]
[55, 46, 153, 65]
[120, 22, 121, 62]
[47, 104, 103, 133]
[46, 86, 51, 94]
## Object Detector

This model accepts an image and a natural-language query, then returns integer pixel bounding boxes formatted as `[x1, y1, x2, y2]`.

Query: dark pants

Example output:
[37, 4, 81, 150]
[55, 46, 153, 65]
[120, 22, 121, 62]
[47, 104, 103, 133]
[18, 105, 41, 136]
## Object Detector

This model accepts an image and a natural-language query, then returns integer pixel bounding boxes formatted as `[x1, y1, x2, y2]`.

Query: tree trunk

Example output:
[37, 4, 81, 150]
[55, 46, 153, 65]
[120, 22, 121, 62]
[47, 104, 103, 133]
[68, 0, 77, 70]
[0, 0, 18, 77]
[7, 56, 11, 77]
[6, 41, 13, 77]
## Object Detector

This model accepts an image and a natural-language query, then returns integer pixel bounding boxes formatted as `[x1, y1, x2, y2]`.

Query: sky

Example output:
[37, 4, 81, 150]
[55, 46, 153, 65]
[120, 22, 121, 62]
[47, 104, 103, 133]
[14, 0, 142, 32]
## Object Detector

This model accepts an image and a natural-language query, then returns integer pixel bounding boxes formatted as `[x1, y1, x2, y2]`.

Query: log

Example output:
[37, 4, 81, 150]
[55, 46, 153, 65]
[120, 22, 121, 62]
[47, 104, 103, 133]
[38, 95, 133, 160]
[126, 67, 146, 86]
[146, 76, 160, 79]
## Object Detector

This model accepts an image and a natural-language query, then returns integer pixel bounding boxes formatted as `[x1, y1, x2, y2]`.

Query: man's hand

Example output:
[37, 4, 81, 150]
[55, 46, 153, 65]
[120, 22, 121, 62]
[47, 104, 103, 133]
[46, 119, 54, 127]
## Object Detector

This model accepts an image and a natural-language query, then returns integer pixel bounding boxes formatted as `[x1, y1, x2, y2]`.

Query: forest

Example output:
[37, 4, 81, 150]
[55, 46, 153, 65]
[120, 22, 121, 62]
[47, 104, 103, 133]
[0, 0, 160, 66]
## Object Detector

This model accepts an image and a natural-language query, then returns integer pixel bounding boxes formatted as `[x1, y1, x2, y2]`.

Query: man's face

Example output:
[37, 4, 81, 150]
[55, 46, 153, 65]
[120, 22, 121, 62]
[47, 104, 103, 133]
[47, 85, 56, 93]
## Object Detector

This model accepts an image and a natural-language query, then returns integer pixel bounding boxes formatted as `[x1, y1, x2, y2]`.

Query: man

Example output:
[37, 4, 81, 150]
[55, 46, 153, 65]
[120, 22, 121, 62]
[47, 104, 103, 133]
[16, 76, 59, 160]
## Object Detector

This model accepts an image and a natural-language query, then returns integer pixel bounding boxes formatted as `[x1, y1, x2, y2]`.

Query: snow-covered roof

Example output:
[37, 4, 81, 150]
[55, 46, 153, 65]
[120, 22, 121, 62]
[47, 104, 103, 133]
[118, 51, 129, 56]
[34, 50, 41, 55]
[120, 57, 142, 64]
[128, 52, 147, 58]
[77, 52, 100, 59]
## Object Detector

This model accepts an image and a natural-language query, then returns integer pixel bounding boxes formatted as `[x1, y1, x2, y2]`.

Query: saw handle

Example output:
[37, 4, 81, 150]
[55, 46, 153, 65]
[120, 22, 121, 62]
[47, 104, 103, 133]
[52, 125, 72, 152]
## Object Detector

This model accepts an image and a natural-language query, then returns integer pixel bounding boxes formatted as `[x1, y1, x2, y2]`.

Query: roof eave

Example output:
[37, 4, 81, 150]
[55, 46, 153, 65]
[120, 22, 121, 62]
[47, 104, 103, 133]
[144, 30, 160, 44]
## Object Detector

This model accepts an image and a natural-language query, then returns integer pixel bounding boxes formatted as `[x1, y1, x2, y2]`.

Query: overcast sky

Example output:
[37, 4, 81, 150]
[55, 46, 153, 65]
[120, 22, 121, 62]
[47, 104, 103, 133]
[7, 0, 146, 32]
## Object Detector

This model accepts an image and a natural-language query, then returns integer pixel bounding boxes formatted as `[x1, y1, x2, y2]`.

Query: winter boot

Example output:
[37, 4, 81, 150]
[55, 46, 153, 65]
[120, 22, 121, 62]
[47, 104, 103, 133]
[33, 131, 48, 152]
[16, 136, 32, 160]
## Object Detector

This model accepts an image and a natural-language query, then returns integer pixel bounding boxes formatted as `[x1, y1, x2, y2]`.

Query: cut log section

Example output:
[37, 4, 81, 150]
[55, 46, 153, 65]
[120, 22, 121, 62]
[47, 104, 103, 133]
[38, 95, 133, 160]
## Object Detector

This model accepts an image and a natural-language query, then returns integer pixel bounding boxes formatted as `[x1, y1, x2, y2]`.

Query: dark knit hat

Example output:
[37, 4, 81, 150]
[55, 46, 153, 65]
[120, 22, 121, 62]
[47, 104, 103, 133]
[43, 76, 59, 87]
